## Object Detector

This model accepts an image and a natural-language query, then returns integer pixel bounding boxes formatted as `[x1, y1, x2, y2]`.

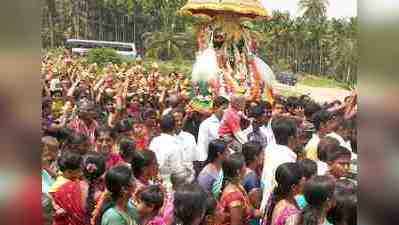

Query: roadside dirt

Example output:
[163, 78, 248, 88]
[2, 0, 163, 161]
[274, 83, 352, 103]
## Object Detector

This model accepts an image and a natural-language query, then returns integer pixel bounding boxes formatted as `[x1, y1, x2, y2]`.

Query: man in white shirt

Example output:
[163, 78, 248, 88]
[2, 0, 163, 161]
[304, 110, 333, 160]
[195, 96, 229, 175]
[149, 114, 184, 192]
[171, 108, 197, 176]
[260, 117, 299, 211]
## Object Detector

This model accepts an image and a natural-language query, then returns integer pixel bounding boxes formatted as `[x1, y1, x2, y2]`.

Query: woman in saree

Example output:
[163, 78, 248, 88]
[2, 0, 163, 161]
[52, 152, 106, 225]
[197, 139, 229, 199]
[219, 153, 262, 225]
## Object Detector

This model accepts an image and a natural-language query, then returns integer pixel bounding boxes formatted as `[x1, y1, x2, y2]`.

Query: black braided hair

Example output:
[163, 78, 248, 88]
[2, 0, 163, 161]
[82, 152, 106, 224]
[298, 176, 335, 225]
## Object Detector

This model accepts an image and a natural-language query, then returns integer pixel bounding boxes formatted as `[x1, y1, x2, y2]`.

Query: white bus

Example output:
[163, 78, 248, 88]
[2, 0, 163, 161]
[66, 39, 137, 59]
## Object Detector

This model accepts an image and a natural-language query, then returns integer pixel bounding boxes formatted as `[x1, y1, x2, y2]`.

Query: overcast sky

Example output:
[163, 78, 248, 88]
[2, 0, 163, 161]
[261, 0, 357, 18]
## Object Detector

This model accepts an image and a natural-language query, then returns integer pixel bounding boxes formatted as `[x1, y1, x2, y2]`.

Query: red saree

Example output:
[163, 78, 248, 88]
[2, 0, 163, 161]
[51, 181, 87, 225]
[218, 184, 253, 225]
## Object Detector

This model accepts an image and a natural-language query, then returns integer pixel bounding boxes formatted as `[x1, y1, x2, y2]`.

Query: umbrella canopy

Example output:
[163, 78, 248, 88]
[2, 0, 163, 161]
[179, 0, 268, 19]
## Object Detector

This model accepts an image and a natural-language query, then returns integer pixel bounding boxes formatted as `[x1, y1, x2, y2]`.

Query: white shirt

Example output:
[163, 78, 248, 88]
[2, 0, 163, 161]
[176, 131, 197, 173]
[326, 132, 356, 159]
[316, 160, 329, 175]
[149, 133, 184, 191]
[264, 119, 276, 146]
[196, 114, 221, 162]
[260, 143, 297, 211]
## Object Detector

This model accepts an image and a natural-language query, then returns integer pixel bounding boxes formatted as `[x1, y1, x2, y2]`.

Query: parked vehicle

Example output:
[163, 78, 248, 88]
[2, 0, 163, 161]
[66, 39, 137, 59]
[276, 71, 297, 86]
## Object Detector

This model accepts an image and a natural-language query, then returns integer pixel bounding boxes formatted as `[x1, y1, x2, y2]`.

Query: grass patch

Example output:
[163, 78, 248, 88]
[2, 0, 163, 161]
[276, 88, 301, 98]
[299, 74, 351, 90]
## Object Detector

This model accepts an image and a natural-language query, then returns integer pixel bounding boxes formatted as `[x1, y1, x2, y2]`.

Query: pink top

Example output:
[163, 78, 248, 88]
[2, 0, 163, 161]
[267, 205, 300, 225]
[218, 107, 241, 137]
[106, 153, 124, 170]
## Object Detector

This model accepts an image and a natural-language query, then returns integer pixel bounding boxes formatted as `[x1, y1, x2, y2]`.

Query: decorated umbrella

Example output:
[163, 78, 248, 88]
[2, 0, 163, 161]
[179, 0, 269, 20]
[181, 0, 275, 113]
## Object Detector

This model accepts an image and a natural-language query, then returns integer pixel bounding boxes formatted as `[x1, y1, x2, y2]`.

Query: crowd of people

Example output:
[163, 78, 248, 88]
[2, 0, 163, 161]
[42, 50, 357, 225]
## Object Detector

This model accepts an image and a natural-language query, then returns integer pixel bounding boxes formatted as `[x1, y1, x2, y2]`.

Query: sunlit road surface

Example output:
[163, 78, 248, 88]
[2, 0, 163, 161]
[274, 83, 351, 103]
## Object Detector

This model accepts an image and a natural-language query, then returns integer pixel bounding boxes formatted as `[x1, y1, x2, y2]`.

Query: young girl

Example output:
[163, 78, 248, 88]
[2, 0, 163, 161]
[93, 165, 137, 225]
[131, 150, 159, 193]
[135, 185, 165, 225]
[52, 152, 106, 225]
[263, 162, 304, 225]
[118, 137, 136, 165]
[49, 151, 82, 194]
[296, 159, 318, 210]
[297, 176, 336, 225]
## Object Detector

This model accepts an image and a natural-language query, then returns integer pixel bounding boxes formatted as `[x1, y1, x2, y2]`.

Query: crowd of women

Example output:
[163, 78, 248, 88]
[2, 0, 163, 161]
[42, 50, 357, 225]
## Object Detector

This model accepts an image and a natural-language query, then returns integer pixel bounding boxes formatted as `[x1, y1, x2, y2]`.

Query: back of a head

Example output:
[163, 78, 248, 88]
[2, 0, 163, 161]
[131, 150, 156, 178]
[213, 96, 229, 109]
[58, 151, 82, 172]
[260, 100, 272, 111]
[311, 110, 332, 131]
[304, 102, 321, 119]
[160, 114, 175, 133]
[317, 137, 340, 162]
[222, 153, 245, 180]
[206, 139, 227, 163]
[275, 162, 303, 194]
[286, 96, 300, 109]
[271, 118, 297, 146]
[118, 137, 136, 160]
[242, 141, 263, 165]
[170, 168, 195, 190]
[139, 185, 164, 211]
[297, 159, 317, 179]
[83, 152, 106, 181]
[105, 165, 133, 197]
[328, 192, 357, 225]
[248, 104, 265, 119]
[326, 146, 351, 163]
[173, 183, 207, 225]
[303, 175, 335, 207]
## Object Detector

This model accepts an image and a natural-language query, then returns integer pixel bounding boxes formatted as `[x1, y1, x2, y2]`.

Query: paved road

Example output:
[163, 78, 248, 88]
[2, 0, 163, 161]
[274, 83, 351, 104]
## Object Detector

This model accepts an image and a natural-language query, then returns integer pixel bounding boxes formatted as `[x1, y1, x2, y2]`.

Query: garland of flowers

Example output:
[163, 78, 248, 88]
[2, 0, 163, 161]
[248, 55, 262, 101]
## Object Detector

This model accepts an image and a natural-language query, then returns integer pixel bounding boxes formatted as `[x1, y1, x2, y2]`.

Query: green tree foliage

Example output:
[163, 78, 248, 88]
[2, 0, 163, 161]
[87, 48, 123, 67]
[42, 0, 357, 86]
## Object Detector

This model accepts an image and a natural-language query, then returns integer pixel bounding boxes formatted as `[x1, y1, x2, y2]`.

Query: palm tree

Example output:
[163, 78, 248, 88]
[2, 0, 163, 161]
[142, 31, 195, 60]
[299, 0, 329, 21]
